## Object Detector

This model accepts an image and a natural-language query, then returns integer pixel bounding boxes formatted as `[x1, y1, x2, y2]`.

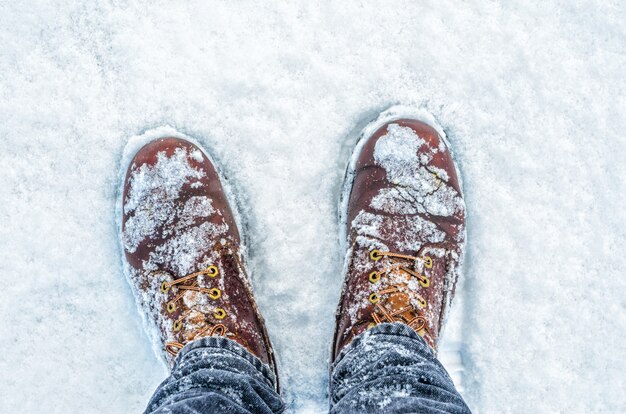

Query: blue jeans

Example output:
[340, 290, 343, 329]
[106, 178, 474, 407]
[145, 323, 470, 413]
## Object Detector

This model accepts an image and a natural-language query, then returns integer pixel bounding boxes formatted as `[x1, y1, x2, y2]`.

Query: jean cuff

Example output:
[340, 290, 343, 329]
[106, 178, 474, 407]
[173, 336, 278, 390]
[334, 322, 435, 366]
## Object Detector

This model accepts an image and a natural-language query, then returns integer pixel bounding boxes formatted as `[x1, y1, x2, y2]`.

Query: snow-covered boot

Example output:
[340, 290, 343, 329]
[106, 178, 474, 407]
[120, 137, 278, 385]
[333, 119, 466, 360]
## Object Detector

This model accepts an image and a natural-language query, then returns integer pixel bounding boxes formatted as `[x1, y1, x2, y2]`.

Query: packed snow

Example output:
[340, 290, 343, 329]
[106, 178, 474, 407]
[123, 147, 210, 254]
[0, 1, 625, 413]
[370, 123, 464, 217]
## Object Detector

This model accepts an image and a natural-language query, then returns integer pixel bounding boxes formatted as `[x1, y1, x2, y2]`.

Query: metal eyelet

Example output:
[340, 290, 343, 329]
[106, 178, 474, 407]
[208, 288, 221, 300]
[419, 277, 430, 288]
[369, 249, 382, 261]
[167, 302, 176, 313]
[173, 320, 183, 332]
[369, 293, 380, 304]
[423, 255, 433, 269]
[369, 271, 381, 283]
[213, 308, 227, 320]
[160, 281, 170, 293]
[205, 265, 219, 277]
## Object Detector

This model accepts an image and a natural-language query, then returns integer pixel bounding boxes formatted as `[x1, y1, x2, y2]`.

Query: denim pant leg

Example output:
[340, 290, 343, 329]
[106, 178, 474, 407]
[145, 337, 285, 414]
[330, 323, 471, 414]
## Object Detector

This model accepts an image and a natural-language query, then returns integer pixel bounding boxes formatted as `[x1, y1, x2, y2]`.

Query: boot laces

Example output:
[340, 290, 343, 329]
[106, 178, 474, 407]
[156, 262, 231, 357]
[367, 248, 434, 335]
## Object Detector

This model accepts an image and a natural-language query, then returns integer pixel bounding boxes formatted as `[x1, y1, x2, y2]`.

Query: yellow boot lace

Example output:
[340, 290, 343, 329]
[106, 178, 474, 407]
[366, 249, 434, 336]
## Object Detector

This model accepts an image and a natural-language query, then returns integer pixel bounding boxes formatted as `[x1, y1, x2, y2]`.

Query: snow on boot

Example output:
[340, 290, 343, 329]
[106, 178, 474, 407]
[333, 118, 466, 360]
[120, 137, 278, 387]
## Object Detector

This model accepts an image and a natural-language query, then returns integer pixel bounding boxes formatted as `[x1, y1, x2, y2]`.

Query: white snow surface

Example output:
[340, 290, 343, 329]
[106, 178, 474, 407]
[0, 2, 625, 413]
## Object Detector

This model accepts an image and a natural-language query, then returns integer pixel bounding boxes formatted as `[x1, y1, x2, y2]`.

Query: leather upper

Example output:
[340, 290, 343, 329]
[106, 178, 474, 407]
[121, 138, 276, 375]
[333, 120, 466, 360]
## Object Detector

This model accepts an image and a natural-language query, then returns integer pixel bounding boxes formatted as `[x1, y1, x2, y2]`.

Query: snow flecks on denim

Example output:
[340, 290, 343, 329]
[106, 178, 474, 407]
[145, 323, 469, 413]
[330, 323, 471, 413]
[144, 336, 284, 414]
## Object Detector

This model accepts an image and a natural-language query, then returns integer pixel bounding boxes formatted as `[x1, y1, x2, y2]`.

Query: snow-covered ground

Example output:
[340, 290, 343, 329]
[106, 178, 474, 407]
[1, 1, 625, 412]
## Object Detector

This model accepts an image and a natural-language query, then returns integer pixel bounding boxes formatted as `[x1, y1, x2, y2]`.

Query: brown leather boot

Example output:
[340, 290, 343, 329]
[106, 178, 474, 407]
[120, 137, 278, 389]
[333, 117, 466, 361]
